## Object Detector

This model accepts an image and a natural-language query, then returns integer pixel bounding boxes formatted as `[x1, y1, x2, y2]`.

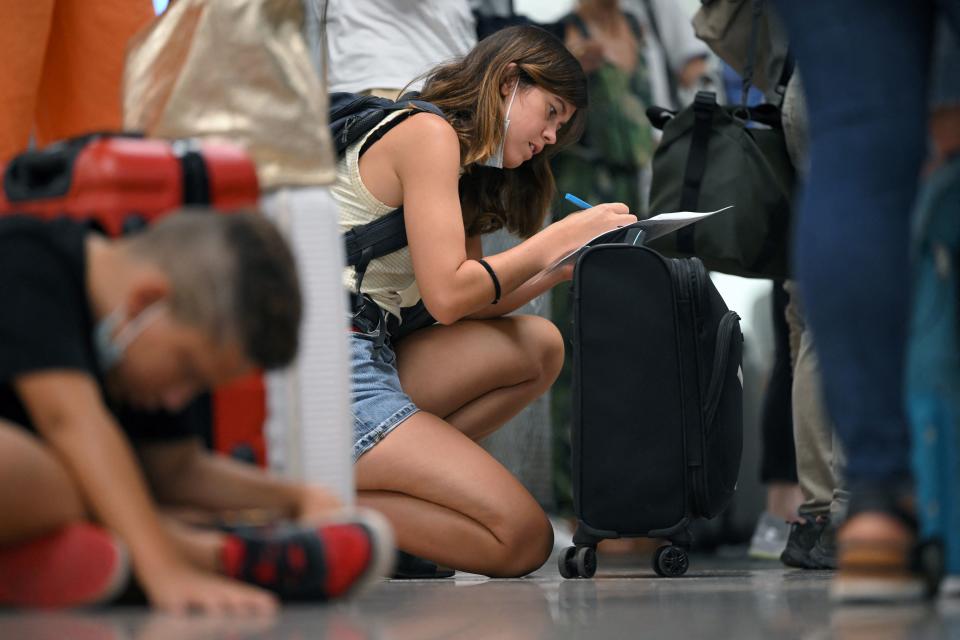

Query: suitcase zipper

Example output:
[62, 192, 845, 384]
[695, 310, 741, 518]
[703, 311, 741, 432]
[670, 258, 706, 515]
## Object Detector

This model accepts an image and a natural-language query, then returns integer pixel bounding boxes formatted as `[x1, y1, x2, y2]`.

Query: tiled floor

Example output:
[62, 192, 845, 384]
[2, 553, 957, 639]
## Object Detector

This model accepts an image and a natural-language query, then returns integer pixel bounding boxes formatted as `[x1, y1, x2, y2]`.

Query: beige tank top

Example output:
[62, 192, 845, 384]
[332, 110, 417, 321]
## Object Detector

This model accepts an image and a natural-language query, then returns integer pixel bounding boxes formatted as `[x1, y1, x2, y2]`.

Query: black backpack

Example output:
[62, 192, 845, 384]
[329, 92, 443, 340]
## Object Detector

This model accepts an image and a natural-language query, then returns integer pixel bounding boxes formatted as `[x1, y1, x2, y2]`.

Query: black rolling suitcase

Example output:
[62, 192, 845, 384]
[559, 228, 744, 579]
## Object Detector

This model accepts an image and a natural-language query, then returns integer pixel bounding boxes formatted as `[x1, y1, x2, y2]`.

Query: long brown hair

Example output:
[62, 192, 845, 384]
[416, 26, 588, 238]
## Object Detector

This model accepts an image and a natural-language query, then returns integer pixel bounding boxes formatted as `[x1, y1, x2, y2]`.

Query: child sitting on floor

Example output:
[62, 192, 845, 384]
[0, 211, 392, 613]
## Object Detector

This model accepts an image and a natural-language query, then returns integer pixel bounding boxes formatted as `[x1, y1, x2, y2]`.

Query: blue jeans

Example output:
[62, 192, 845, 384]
[348, 329, 419, 461]
[771, 1, 954, 489]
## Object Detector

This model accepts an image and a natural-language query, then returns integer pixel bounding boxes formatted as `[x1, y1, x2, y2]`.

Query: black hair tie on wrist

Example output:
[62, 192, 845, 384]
[477, 258, 501, 305]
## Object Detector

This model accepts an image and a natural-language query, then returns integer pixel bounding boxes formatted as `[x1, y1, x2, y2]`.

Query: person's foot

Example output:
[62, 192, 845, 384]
[221, 509, 394, 601]
[391, 550, 455, 579]
[808, 520, 838, 569]
[748, 511, 791, 560]
[940, 576, 960, 598]
[0, 522, 130, 608]
[780, 516, 828, 569]
[831, 511, 925, 603]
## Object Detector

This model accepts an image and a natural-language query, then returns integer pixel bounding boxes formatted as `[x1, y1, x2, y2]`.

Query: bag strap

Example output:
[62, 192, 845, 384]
[639, 0, 680, 108]
[330, 92, 442, 157]
[343, 206, 407, 296]
[340, 95, 442, 294]
[358, 98, 442, 157]
[676, 91, 716, 253]
[171, 139, 211, 205]
[772, 49, 795, 106]
[740, 0, 764, 106]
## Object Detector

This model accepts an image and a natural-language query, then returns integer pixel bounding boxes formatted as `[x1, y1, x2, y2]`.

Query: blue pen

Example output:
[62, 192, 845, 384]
[564, 193, 593, 210]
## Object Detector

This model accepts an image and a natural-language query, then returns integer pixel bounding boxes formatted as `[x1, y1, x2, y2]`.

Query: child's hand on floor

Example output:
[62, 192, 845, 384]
[142, 562, 278, 616]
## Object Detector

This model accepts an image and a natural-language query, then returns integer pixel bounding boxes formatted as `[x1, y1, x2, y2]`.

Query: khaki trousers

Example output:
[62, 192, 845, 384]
[785, 281, 849, 519]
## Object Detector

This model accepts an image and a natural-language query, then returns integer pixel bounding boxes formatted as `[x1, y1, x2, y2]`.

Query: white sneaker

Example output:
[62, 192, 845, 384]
[940, 575, 960, 597]
[748, 511, 791, 560]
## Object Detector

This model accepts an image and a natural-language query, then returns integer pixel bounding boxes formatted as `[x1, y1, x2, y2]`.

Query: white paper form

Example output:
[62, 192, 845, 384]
[542, 206, 733, 275]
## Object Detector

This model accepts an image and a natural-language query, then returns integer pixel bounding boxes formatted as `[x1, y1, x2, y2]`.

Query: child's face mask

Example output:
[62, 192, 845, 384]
[94, 302, 164, 372]
[480, 80, 521, 169]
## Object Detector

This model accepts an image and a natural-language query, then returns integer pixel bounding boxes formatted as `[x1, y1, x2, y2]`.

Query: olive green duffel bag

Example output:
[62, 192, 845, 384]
[646, 91, 795, 279]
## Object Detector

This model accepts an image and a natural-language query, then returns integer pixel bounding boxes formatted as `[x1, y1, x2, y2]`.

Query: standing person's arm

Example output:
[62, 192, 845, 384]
[16, 372, 277, 615]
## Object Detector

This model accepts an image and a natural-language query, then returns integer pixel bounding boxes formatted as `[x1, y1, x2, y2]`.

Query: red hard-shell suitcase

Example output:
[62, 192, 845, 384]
[0, 133, 258, 234]
[0, 133, 269, 465]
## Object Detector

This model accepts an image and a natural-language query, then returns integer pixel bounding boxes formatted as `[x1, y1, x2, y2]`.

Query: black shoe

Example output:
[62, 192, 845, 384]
[780, 517, 828, 569]
[808, 521, 838, 569]
[391, 551, 455, 579]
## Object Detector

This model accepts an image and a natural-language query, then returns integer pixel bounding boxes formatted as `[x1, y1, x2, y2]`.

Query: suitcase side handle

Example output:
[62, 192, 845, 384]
[4, 145, 79, 201]
[3, 132, 142, 202]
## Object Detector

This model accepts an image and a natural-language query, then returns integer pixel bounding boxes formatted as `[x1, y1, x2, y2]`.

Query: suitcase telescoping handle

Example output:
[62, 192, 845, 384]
[624, 228, 647, 246]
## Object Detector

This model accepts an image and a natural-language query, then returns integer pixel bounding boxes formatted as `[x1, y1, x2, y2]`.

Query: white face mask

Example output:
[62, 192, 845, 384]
[480, 80, 520, 169]
[94, 302, 164, 372]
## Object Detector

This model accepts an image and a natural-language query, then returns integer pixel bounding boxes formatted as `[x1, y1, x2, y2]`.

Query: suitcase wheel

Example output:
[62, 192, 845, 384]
[559, 545, 597, 579]
[652, 545, 689, 577]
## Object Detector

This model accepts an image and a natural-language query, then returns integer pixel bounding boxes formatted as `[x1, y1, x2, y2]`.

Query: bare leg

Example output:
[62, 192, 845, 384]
[394, 315, 564, 440]
[357, 316, 563, 576]
[0, 421, 87, 544]
[766, 482, 804, 523]
[357, 414, 553, 577]
[0, 419, 234, 575]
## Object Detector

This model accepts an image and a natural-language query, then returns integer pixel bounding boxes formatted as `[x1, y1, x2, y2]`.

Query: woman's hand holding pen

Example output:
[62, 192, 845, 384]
[549, 200, 637, 257]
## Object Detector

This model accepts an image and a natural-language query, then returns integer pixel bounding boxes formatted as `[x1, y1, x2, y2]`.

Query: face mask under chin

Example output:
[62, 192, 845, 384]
[94, 302, 165, 373]
[480, 80, 520, 169]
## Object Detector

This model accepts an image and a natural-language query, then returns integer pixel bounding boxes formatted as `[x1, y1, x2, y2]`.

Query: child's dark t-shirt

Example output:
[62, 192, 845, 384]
[0, 215, 201, 441]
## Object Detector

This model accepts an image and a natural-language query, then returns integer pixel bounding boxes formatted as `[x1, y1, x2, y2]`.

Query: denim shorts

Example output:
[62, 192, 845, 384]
[349, 330, 419, 461]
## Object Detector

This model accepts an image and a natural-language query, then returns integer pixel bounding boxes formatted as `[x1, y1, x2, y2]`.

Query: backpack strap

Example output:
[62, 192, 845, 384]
[740, 0, 765, 106]
[638, 0, 680, 108]
[358, 108, 424, 158]
[344, 207, 407, 273]
[334, 94, 444, 298]
[329, 92, 443, 157]
[677, 91, 716, 254]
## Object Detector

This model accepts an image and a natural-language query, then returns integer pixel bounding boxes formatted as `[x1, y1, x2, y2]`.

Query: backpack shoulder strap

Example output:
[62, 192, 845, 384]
[343, 207, 407, 269]
[329, 92, 443, 158]
[357, 98, 443, 158]
[334, 93, 444, 295]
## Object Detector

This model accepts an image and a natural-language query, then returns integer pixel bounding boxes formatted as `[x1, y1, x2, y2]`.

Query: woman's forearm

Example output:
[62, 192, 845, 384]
[466, 265, 568, 319]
